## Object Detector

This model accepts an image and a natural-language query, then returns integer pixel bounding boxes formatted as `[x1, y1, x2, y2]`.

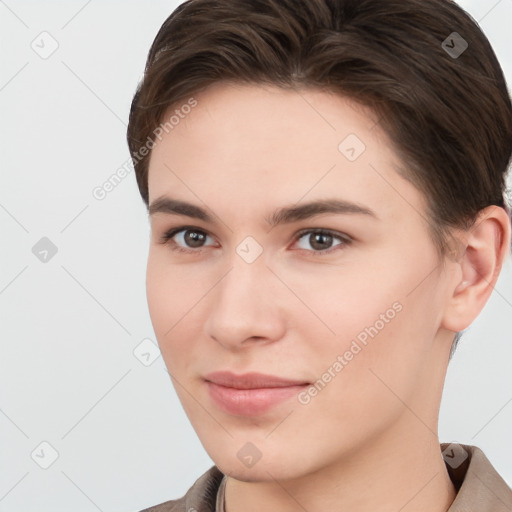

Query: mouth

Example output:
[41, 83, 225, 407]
[204, 371, 311, 416]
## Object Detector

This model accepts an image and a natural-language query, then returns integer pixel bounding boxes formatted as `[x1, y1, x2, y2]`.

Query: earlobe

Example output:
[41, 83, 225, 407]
[442, 206, 511, 333]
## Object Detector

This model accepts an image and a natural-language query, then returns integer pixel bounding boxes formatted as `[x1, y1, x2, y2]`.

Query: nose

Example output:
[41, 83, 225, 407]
[204, 256, 287, 350]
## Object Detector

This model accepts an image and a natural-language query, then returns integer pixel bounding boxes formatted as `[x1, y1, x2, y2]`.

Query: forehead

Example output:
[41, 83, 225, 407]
[147, 83, 427, 225]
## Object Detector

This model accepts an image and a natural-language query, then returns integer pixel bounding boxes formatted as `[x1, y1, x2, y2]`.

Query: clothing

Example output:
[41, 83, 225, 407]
[139, 443, 512, 512]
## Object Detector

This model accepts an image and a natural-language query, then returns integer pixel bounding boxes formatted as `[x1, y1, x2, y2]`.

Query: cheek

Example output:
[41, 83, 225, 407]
[145, 250, 224, 375]
[276, 259, 406, 346]
[293, 302, 428, 443]
[146, 253, 174, 337]
[145, 253, 200, 356]
[286, 250, 443, 384]
[343, 282, 444, 412]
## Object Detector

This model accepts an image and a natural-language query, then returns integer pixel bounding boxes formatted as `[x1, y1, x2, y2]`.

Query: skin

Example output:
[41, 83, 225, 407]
[145, 82, 510, 512]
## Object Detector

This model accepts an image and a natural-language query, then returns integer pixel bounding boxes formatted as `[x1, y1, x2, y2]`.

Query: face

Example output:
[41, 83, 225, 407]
[146, 83, 456, 482]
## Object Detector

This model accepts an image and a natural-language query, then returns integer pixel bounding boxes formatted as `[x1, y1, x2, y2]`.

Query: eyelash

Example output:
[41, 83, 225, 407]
[158, 226, 352, 256]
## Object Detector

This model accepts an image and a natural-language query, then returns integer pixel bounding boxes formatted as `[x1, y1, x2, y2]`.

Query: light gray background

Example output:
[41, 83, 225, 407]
[0, 1, 511, 511]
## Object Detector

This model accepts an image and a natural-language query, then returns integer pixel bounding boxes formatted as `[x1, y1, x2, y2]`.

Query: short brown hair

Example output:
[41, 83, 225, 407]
[127, 0, 512, 255]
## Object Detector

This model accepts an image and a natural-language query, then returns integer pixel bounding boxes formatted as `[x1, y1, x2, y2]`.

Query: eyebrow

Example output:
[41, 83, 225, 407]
[148, 197, 377, 226]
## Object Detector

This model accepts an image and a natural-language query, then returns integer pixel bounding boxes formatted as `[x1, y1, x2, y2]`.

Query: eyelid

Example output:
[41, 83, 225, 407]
[293, 227, 352, 243]
[158, 225, 217, 251]
[159, 225, 352, 254]
[290, 228, 352, 254]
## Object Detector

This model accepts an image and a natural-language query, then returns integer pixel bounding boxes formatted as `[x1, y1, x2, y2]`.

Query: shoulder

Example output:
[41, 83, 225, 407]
[443, 443, 512, 512]
[138, 465, 225, 512]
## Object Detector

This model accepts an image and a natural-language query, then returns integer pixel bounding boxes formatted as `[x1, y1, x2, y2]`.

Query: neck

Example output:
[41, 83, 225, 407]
[224, 424, 457, 512]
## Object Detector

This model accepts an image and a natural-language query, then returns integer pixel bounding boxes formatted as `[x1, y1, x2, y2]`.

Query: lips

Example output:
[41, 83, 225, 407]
[204, 371, 310, 389]
[204, 371, 311, 416]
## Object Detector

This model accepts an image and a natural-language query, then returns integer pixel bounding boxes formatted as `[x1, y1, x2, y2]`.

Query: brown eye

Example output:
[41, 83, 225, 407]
[182, 230, 208, 248]
[161, 227, 216, 251]
[295, 229, 348, 253]
[308, 232, 334, 250]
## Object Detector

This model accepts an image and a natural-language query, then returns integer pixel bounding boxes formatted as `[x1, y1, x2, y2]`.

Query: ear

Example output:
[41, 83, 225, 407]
[442, 206, 511, 332]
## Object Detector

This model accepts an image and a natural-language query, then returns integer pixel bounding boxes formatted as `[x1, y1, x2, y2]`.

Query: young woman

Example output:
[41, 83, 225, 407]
[127, 0, 512, 510]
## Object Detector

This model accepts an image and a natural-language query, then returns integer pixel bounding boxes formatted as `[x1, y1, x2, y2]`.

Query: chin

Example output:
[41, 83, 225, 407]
[211, 449, 313, 482]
